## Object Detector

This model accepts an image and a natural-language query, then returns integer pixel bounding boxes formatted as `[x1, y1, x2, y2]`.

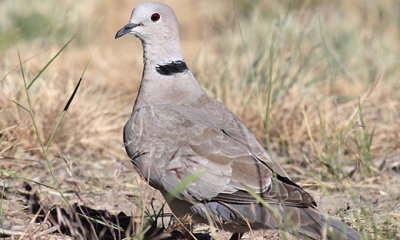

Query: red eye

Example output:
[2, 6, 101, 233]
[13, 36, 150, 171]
[151, 13, 160, 22]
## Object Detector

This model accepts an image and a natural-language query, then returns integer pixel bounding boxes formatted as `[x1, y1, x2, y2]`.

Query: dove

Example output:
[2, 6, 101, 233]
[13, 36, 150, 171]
[115, 2, 361, 240]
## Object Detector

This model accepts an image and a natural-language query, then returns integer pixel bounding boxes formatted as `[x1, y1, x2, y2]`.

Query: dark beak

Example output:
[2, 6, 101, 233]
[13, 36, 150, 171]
[115, 23, 139, 39]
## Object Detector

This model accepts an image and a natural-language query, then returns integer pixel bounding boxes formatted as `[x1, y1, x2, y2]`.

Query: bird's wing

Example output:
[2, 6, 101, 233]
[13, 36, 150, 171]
[125, 103, 315, 208]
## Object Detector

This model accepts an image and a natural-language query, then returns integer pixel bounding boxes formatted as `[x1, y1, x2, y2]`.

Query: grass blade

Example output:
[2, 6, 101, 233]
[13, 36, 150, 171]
[165, 170, 204, 203]
[27, 33, 78, 90]
[0, 168, 58, 191]
[46, 58, 90, 151]
[12, 100, 29, 112]
[264, 29, 277, 151]
[18, 51, 44, 147]
[17, 51, 28, 88]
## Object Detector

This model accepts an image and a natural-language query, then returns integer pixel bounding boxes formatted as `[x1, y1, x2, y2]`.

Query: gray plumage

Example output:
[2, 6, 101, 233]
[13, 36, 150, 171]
[115, 2, 361, 239]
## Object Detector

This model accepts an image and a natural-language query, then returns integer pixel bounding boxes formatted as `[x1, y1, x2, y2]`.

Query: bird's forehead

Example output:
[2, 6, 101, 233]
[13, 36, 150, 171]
[130, 5, 150, 21]
[131, 3, 158, 16]
[129, 2, 173, 21]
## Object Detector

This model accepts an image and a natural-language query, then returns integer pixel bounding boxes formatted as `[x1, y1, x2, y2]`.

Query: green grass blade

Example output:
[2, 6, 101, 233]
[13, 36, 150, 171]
[264, 30, 277, 151]
[0, 168, 58, 191]
[75, 213, 125, 232]
[15, 35, 83, 208]
[12, 100, 29, 112]
[46, 58, 90, 151]
[45, 111, 66, 153]
[45, 78, 81, 151]
[241, 184, 281, 217]
[165, 170, 204, 203]
[241, 184, 302, 239]
[27, 33, 78, 90]
[17, 51, 28, 89]
[18, 51, 44, 147]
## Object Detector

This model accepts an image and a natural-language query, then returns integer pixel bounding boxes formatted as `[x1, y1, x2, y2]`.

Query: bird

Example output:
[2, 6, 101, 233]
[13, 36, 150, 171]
[115, 2, 361, 240]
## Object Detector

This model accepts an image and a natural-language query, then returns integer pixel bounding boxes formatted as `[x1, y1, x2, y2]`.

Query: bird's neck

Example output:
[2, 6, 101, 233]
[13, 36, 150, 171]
[142, 39, 183, 66]
[133, 51, 206, 111]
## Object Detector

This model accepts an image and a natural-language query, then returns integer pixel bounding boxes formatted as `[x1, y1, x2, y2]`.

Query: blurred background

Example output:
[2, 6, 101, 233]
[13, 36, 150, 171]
[1, 0, 400, 238]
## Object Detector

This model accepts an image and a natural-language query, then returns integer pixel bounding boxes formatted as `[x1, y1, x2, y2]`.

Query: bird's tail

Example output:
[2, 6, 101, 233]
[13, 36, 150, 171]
[283, 207, 361, 240]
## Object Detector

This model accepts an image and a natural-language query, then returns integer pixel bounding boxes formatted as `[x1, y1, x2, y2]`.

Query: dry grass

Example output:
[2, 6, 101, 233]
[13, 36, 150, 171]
[1, 0, 400, 239]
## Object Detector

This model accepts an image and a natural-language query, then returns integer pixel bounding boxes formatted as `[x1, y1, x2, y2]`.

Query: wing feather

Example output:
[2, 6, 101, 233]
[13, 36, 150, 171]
[125, 103, 316, 208]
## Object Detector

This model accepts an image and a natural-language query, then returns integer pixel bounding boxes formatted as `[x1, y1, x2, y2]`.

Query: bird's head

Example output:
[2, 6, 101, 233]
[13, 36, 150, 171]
[115, 2, 180, 45]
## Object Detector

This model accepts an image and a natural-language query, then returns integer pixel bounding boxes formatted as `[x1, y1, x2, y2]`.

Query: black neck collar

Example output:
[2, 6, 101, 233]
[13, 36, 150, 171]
[155, 60, 188, 76]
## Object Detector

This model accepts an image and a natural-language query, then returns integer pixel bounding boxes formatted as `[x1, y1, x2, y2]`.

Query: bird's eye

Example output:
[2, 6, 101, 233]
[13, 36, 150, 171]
[151, 13, 160, 22]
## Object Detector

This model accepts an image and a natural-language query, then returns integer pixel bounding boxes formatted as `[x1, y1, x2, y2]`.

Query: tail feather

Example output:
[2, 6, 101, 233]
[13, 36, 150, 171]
[188, 201, 361, 240]
[296, 208, 361, 240]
